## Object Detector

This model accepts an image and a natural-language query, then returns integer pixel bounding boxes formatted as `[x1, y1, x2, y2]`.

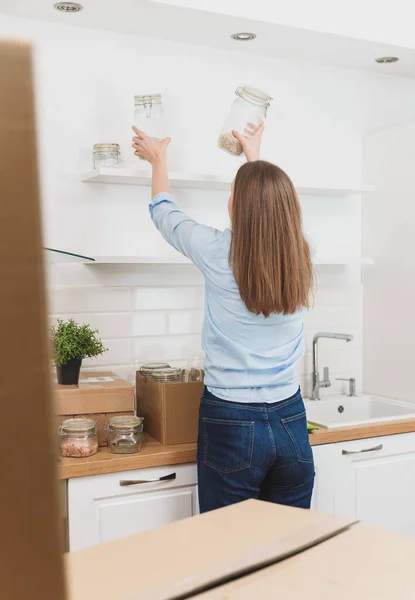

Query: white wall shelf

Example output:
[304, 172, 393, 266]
[82, 255, 374, 266]
[81, 168, 374, 196]
[44, 248, 95, 263]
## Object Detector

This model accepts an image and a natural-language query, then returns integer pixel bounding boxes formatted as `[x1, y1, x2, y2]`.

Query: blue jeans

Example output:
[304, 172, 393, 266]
[197, 387, 315, 513]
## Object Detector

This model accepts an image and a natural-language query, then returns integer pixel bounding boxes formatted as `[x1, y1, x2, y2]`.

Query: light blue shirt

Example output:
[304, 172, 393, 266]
[150, 192, 304, 403]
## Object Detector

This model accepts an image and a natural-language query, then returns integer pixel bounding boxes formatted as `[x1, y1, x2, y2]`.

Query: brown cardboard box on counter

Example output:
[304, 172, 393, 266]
[54, 371, 135, 415]
[136, 371, 204, 445]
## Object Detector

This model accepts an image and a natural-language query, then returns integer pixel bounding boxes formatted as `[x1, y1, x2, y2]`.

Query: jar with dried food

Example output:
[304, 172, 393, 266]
[93, 143, 122, 168]
[106, 415, 144, 454]
[218, 86, 272, 156]
[134, 94, 166, 160]
[59, 418, 98, 458]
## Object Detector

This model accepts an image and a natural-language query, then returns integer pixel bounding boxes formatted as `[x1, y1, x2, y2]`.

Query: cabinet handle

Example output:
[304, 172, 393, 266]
[119, 472, 176, 487]
[341, 443, 383, 455]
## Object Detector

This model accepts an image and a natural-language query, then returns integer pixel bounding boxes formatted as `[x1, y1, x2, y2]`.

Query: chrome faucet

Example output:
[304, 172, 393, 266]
[336, 377, 356, 397]
[311, 332, 353, 400]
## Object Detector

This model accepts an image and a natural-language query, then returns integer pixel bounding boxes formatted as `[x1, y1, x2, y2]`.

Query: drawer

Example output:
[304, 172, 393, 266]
[68, 462, 197, 500]
[333, 432, 415, 458]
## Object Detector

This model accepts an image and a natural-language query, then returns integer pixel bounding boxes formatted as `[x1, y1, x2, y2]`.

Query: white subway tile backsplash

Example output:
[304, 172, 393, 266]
[49, 287, 131, 314]
[168, 310, 205, 335]
[47, 273, 364, 395]
[133, 335, 202, 363]
[49, 313, 133, 339]
[46, 263, 204, 288]
[83, 339, 133, 367]
[313, 285, 363, 307]
[133, 312, 167, 336]
[305, 304, 362, 331]
[133, 287, 204, 311]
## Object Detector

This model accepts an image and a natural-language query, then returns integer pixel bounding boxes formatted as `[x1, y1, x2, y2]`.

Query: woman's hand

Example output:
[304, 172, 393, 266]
[132, 126, 171, 165]
[231, 121, 264, 162]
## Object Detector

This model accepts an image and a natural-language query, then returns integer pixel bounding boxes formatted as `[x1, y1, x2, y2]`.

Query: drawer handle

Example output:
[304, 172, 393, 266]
[119, 472, 176, 487]
[342, 443, 383, 455]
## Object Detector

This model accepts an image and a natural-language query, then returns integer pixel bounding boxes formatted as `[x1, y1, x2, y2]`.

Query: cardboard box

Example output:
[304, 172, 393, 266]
[65, 499, 415, 600]
[194, 523, 415, 600]
[65, 499, 355, 600]
[0, 41, 67, 600]
[54, 371, 135, 415]
[136, 371, 204, 444]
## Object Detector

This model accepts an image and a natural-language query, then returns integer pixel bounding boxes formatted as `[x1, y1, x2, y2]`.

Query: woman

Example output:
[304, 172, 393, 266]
[132, 124, 315, 513]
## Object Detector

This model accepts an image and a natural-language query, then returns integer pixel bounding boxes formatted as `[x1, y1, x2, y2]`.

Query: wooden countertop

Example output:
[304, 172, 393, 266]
[58, 419, 415, 479]
[58, 434, 197, 479]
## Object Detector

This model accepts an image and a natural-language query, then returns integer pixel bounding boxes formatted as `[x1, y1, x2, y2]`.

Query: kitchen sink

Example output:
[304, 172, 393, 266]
[304, 395, 415, 429]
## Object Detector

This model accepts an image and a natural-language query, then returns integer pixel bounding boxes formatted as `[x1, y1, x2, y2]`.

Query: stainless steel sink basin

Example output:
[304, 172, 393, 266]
[305, 395, 415, 429]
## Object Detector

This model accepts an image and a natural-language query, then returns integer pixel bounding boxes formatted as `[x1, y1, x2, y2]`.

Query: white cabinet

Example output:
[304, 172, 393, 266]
[311, 433, 415, 536]
[310, 444, 334, 514]
[67, 433, 415, 551]
[68, 463, 198, 551]
[332, 432, 415, 536]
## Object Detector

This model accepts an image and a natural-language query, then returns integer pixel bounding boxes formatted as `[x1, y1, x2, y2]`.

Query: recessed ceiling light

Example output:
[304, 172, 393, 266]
[375, 56, 399, 64]
[54, 2, 83, 13]
[231, 32, 257, 42]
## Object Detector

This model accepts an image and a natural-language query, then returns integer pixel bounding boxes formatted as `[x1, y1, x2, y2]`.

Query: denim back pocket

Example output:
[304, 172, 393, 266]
[203, 418, 254, 473]
[281, 411, 314, 463]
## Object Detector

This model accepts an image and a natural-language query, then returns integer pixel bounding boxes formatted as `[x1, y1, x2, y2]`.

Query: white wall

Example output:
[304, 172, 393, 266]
[363, 123, 415, 402]
[3, 14, 414, 395]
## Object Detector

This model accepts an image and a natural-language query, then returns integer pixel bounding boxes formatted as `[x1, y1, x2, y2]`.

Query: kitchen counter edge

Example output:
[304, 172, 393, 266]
[58, 419, 415, 479]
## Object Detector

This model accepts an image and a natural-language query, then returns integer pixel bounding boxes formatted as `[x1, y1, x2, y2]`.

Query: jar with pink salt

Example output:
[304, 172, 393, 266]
[59, 418, 98, 458]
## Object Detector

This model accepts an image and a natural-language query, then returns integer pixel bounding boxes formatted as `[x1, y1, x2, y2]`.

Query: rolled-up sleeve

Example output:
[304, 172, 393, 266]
[149, 192, 221, 270]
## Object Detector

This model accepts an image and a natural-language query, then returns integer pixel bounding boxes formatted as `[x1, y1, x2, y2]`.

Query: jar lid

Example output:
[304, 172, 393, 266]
[150, 367, 182, 381]
[236, 86, 272, 107]
[61, 417, 96, 433]
[134, 94, 162, 105]
[108, 415, 144, 429]
[93, 143, 120, 152]
[140, 362, 171, 374]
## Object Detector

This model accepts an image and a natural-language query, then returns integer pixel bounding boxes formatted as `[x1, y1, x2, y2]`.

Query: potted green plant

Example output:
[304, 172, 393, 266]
[50, 318, 108, 385]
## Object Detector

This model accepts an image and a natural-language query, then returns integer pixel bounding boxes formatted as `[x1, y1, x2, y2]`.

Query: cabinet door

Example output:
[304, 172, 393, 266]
[68, 463, 198, 551]
[310, 444, 335, 513]
[333, 433, 415, 536]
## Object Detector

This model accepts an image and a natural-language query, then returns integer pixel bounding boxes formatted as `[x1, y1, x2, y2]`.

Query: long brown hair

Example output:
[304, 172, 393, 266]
[229, 160, 314, 317]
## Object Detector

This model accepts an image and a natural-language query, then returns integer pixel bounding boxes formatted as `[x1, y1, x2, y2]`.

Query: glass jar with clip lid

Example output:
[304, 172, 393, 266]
[218, 86, 272, 156]
[106, 415, 144, 454]
[93, 143, 122, 168]
[134, 94, 167, 160]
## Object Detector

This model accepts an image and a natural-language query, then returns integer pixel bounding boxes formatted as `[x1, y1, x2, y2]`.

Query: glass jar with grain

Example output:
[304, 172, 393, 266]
[59, 418, 98, 458]
[218, 86, 272, 156]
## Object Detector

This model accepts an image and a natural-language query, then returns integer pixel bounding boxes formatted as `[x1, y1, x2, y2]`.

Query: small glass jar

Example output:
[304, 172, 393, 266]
[183, 353, 205, 382]
[134, 94, 166, 160]
[59, 418, 98, 458]
[218, 86, 272, 156]
[106, 415, 144, 454]
[140, 362, 171, 378]
[150, 367, 182, 383]
[93, 143, 121, 169]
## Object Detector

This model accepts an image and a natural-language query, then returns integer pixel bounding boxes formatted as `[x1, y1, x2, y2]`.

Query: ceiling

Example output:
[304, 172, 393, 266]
[1, 0, 415, 78]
